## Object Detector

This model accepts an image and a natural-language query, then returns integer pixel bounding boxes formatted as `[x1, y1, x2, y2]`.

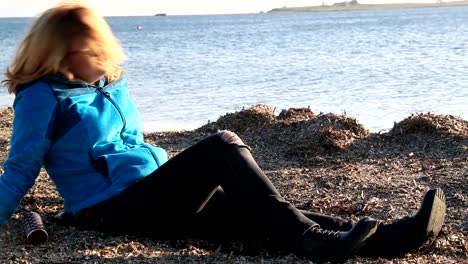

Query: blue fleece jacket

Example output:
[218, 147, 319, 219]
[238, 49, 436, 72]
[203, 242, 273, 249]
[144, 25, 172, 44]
[0, 75, 168, 225]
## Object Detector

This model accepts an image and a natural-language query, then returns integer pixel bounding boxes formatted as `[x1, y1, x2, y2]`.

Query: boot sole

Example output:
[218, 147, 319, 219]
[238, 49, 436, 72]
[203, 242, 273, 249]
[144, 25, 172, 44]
[426, 188, 446, 239]
[419, 188, 446, 239]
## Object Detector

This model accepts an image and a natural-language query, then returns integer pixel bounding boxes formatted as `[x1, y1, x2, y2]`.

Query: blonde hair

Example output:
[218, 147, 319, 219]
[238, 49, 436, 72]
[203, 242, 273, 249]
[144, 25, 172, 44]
[2, 2, 125, 94]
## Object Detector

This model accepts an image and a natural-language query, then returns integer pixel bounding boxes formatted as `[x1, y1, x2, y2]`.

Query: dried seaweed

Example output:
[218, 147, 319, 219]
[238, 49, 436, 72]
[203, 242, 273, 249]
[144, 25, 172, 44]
[1, 105, 467, 264]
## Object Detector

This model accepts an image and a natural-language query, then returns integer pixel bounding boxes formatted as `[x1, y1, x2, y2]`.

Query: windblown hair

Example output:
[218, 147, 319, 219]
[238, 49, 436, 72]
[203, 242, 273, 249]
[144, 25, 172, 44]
[2, 2, 125, 94]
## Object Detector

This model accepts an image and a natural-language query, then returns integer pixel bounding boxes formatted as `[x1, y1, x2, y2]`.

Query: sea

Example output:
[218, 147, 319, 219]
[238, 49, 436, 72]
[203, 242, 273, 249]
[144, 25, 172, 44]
[0, 6, 467, 132]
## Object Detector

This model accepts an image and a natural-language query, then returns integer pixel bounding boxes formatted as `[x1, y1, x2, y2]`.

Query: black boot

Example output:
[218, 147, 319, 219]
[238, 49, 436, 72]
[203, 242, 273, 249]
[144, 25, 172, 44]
[299, 210, 355, 231]
[298, 217, 379, 263]
[358, 188, 446, 258]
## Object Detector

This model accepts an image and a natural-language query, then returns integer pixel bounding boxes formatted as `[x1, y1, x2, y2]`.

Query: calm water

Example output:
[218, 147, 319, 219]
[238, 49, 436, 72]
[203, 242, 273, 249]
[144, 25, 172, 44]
[1, 7, 467, 132]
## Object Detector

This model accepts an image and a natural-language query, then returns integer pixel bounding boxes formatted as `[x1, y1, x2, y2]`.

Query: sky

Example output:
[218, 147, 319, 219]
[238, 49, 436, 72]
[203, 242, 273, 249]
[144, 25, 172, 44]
[0, 0, 459, 17]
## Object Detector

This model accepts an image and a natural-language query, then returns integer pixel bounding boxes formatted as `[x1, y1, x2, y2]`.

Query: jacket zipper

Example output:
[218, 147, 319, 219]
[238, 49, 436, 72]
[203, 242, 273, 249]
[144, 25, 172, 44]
[96, 87, 161, 167]
[96, 87, 127, 132]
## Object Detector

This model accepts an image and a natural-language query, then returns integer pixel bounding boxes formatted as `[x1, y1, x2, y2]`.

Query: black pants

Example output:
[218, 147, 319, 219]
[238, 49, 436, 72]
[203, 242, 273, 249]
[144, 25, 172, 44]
[77, 133, 352, 250]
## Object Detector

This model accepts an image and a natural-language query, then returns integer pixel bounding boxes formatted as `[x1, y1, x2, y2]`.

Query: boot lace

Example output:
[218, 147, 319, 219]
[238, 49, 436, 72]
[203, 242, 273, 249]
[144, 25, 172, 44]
[306, 227, 341, 238]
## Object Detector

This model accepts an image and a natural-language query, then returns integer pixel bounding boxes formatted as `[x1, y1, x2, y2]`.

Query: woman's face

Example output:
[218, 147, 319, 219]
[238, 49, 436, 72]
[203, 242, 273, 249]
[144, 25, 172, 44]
[64, 37, 106, 84]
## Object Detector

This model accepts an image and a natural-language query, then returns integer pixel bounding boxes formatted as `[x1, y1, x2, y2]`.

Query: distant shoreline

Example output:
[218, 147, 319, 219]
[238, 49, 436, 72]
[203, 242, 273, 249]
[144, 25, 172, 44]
[267, 0, 468, 13]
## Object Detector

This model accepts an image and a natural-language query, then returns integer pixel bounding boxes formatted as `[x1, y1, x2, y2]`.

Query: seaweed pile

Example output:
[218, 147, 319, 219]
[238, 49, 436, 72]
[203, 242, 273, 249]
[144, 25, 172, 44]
[173, 104, 468, 163]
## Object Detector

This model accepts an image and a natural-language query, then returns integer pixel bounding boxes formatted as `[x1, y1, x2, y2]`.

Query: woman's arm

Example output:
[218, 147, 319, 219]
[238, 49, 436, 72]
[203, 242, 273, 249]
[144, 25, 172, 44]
[0, 82, 57, 225]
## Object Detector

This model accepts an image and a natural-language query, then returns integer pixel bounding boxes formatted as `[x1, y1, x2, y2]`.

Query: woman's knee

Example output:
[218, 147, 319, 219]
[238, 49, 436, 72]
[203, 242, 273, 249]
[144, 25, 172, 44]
[215, 130, 250, 149]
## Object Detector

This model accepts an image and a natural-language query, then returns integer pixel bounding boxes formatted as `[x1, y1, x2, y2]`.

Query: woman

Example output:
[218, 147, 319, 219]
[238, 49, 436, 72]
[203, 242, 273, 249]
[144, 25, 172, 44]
[0, 3, 446, 263]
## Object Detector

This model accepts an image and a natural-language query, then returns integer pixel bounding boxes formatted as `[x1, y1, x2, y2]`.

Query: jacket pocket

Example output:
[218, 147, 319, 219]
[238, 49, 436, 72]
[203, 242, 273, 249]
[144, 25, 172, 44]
[143, 144, 168, 167]
[88, 150, 110, 178]
[89, 147, 159, 185]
